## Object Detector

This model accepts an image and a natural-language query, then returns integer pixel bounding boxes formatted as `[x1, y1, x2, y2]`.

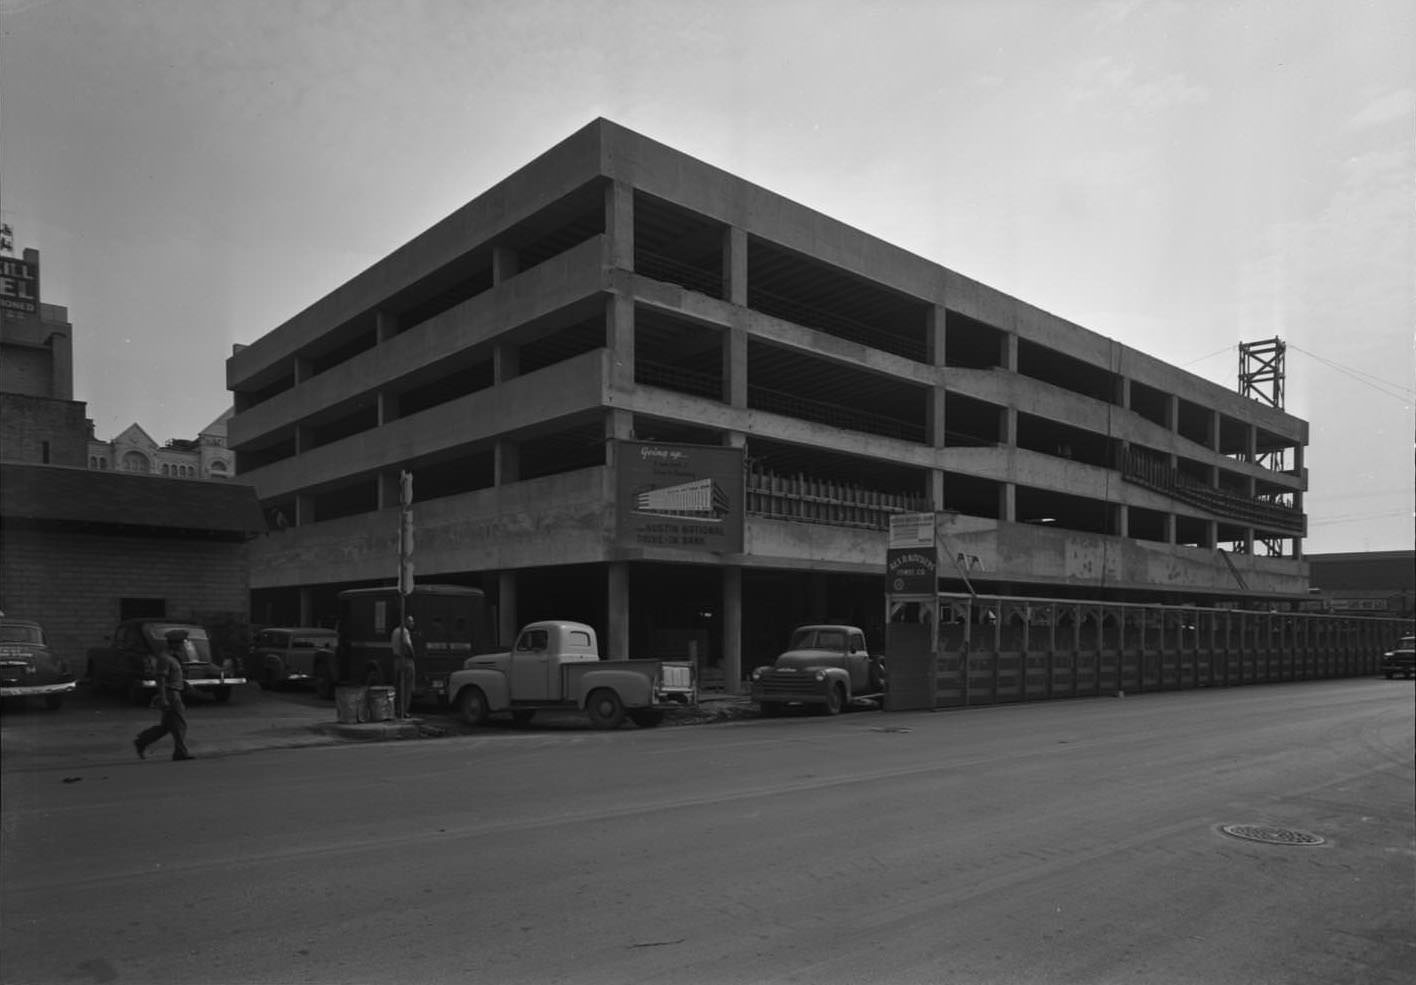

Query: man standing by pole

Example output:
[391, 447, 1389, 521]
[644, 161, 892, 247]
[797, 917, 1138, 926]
[394, 469, 415, 719]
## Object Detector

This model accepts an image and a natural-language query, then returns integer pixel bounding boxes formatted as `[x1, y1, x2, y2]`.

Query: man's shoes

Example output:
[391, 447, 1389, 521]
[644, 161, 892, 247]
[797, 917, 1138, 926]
[133, 738, 146, 760]
[172, 753, 196, 761]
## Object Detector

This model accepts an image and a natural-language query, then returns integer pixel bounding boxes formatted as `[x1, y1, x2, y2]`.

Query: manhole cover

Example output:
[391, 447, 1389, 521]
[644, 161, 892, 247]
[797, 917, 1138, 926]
[1220, 824, 1326, 846]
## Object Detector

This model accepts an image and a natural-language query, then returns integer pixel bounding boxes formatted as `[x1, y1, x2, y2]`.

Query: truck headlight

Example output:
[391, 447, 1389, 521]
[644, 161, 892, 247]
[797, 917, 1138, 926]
[751, 667, 765, 681]
[814, 670, 827, 682]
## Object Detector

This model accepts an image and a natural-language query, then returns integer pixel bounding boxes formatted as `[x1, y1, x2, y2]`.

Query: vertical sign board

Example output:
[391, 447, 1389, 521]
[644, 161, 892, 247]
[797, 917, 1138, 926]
[885, 511, 938, 711]
[0, 255, 39, 318]
[886, 512, 937, 594]
[616, 441, 744, 554]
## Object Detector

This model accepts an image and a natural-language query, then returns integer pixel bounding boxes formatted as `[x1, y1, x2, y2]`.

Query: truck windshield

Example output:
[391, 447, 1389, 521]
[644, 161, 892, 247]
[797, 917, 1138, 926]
[790, 629, 845, 651]
[0, 624, 43, 644]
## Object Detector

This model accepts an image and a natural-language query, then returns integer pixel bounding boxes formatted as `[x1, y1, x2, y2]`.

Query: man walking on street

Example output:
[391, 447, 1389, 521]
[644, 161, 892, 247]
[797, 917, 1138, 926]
[391, 614, 416, 720]
[134, 629, 194, 761]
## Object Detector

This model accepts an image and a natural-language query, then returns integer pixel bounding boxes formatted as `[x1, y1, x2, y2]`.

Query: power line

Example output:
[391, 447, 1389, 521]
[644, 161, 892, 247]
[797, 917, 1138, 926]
[1288, 343, 1415, 403]
[1306, 509, 1412, 527]
[1180, 343, 1236, 368]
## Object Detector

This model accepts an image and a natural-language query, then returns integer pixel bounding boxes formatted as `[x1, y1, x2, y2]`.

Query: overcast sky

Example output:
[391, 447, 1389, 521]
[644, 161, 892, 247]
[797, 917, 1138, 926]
[2, 0, 1411, 554]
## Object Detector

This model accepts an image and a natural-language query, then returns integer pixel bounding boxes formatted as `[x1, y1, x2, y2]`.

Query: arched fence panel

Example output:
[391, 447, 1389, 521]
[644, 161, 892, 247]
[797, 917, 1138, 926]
[930, 591, 1408, 710]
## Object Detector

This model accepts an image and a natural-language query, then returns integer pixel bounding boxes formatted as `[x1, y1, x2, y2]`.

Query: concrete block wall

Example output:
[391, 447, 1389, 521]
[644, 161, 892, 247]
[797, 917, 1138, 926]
[0, 528, 252, 669]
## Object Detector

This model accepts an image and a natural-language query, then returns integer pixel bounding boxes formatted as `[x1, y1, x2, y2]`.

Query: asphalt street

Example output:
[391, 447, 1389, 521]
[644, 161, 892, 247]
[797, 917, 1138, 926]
[2, 678, 1412, 985]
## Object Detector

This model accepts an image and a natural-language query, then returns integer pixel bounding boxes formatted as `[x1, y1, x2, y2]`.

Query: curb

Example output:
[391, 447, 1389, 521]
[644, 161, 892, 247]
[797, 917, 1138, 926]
[314, 720, 423, 742]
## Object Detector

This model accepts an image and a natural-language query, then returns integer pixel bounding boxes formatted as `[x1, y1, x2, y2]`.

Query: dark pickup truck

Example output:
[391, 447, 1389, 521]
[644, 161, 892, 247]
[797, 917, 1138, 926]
[749, 624, 886, 716]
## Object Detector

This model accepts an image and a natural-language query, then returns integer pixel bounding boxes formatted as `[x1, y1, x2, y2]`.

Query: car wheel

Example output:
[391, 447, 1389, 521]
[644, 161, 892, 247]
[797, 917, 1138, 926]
[629, 709, 664, 728]
[43, 694, 63, 711]
[458, 687, 488, 727]
[313, 663, 335, 700]
[585, 688, 625, 730]
[823, 683, 845, 716]
[212, 686, 232, 704]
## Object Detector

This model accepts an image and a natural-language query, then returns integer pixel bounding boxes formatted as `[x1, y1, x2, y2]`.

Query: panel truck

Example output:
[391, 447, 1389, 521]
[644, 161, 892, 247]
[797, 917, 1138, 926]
[313, 585, 495, 704]
[446, 620, 697, 729]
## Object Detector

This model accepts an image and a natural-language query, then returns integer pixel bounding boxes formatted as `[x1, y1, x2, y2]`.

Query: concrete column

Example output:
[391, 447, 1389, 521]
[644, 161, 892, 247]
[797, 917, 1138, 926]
[294, 355, 313, 384]
[1117, 376, 1130, 409]
[1000, 406, 1016, 446]
[294, 424, 311, 455]
[494, 343, 520, 384]
[723, 326, 747, 407]
[498, 571, 518, 648]
[1245, 424, 1257, 464]
[930, 471, 945, 511]
[492, 245, 520, 285]
[1003, 332, 1018, 372]
[1164, 512, 1175, 544]
[377, 471, 400, 509]
[606, 561, 630, 661]
[298, 588, 315, 627]
[1204, 519, 1218, 549]
[494, 441, 520, 486]
[606, 181, 634, 272]
[1117, 504, 1130, 538]
[376, 310, 398, 343]
[999, 483, 1015, 523]
[608, 294, 635, 392]
[1167, 394, 1179, 433]
[603, 408, 635, 511]
[810, 573, 829, 621]
[295, 493, 314, 526]
[378, 390, 398, 426]
[724, 227, 748, 306]
[722, 566, 743, 693]
[1208, 410, 1221, 451]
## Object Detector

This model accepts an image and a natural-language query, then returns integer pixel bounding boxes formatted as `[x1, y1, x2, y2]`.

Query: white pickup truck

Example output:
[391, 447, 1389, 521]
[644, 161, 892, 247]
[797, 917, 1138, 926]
[445, 621, 697, 729]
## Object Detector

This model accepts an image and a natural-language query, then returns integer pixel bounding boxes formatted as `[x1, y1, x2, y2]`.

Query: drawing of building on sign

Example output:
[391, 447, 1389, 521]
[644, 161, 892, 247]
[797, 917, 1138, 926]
[634, 478, 729, 520]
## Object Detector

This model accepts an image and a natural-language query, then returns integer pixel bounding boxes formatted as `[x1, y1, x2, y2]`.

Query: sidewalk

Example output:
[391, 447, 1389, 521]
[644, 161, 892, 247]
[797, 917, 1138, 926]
[0, 684, 757, 768]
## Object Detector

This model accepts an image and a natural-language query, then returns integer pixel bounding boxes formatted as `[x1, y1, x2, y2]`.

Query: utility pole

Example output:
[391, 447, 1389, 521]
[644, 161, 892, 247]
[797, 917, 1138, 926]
[398, 470, 414, 625]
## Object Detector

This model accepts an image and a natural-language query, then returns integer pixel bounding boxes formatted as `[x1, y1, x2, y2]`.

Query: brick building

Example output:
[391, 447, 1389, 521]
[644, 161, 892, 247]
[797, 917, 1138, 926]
[227, 119, 1315, 687]
[0, 246, 263, 664]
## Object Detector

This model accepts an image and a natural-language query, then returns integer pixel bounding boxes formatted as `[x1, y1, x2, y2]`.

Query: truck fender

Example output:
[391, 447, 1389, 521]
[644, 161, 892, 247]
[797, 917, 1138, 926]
[571, 669, 652, 709]
[447, 669, 510, 711]
[822, 667, 852, 698]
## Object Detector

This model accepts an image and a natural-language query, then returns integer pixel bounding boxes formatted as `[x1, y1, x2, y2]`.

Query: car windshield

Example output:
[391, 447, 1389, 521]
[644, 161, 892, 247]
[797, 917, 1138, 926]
[292, 635, 335, 648]
[142, 625, 214, 662]
[0, 624, 44, 644]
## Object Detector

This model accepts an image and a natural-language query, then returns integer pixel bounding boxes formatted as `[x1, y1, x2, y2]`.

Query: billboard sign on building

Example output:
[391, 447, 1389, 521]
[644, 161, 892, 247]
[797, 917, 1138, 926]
[887, 511, 937, 594]
[616, 441, 744, 554]
[0, 254, 39, 318]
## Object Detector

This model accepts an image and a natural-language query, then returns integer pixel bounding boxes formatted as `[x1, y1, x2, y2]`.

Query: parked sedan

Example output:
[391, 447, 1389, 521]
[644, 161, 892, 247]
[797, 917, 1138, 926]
[1380, 635, 1415, 680]
[250, 627, 337, 689]
[86, 620, 247, 704]
[0, 618, 77, 710]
